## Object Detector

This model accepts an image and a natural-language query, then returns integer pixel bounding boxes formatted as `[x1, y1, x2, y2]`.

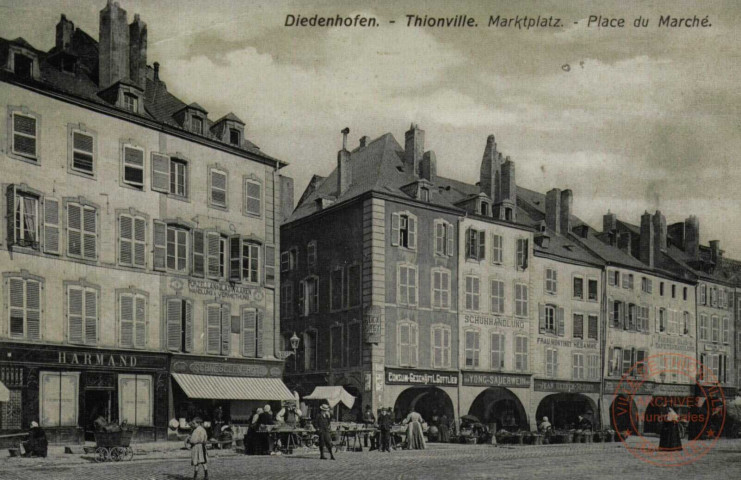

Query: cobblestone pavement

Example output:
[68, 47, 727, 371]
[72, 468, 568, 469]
[2, 438, 740, 480]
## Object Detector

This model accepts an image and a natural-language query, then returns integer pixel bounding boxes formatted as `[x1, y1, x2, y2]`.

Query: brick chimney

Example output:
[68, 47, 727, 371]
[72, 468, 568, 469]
[129, 13, 147, 88]
[603, 211, 617, 233]
[99, 0, 129, 88]
[479, 135, 500, 201]
[685, 215, 700, 259]
[56, 14, 75, 50]
[652, 210, 667, 260]
[337, 127, 351, 195]
[420, 151, 436, 182]
[279, 175, 294, 224]
[559, 189, 572, 234]
[709, 240, 721, 264]
[639, 211, 655, 267]
[404, 123, 424, 176]
[359, 136, 370, 148]
[501, 157, 516, 203]
[545, 188, 561, 234]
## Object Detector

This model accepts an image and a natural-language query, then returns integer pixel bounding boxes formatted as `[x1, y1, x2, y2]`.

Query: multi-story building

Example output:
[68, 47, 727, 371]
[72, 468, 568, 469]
[0, 2, 293, 444]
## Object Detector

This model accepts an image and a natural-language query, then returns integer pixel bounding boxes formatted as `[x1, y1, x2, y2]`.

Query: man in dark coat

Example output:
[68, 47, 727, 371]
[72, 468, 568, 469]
[362, 405, 376, 449]
[314, 404, 335, 460]
[22, 421, 48, 457]
[377, 407, 393, 452]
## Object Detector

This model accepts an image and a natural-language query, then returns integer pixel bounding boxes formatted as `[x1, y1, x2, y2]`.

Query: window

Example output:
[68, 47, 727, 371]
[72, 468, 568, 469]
[683, 311, 690, 335]
[392, 213, 417, 249]
[545, 268, 557, 294]
[660, 282, 665, 296]
[123, 92, 138, 112]
[466, 228, 486, 260]
[542, 305, 556, 334]
[608, 270, 620, 287]
[67, 284, 98, 345]
[516, 238, 528, 269]
[304, 330, 317, 370]
[465, 276, 480, 311]
[40, 371, 79, 427]
[8, 189, 39, 248]
[205, 232, 227, 280]
[490, 332, 505, 370]
[658, 308, 666, 332]
[627, 304, 637, 330]
[241, 308, 263, 358]
[229, 128, 241, 145]
[491, 234, 503, 264]
[667, 309, 679, 335]
[464, 330, 480, 367]
[348, 321, 361, 367]
[515, 283, 528, 317]
[244, 178, 262, 216]
[623, 274, 634, 290]
[398, 321, 418, 367]
[610, 348, 623, 376]
[347, 264, 361, 308]
[515, 336, 528, 371]
[432, 325, 451, 368]
[573, 277, 584, 300]
[209, 169, 228, 208]
[588, 315, 599, 340]
[165, 298, 193, 352]
[587, 354, 600, 380]
[118, 374, 153, 426]
[699, 314, 708, 341]
[683, 287, 688, 301]
[722, 317, 730, 344]
[170, 159, 187, 197]
[330, 267, 344, 311]
[420, 187, 429, 202]
[307, 241, 317, 268]
[671, 284, 676, 298]
[398, 265, 418, 306]
[7, 275, 41, 340]
[573, 353, 585, 380]
[588, 279, 598, 301]
[480, 202, 489, 216]
[192, 116, 203, 135]
[70, 130, 94, 175]
[700, 284, 707, 305]
[11, 111, 38, 160]
[122, 145, 144, 188]
[711, 316, 720, 343]
[205, 303, 230, 355]
[299, 277, 319, 315]
[573, 314, 584, 339]
[229, 237, 260, 283]
[281, 283, 293, 318]
[710, 287, 717, 307]
[546, 348, 558, 377]
[432, 269, 450, 310]
[637, 306, 649, 332]
[119, 292, 146, 348]
[641, 277, 653, 294]
[490, 279, 504, 314]
[330, 324, 343, 368]
[154, 223, 189, 272]
[67, 202, 97, 260]
[13, 53, 33, 77]
[434, 220, 454, 256]
[281, 248, 297, 272]
[622, 348, 633, 375]
[118, 213, 146, 268]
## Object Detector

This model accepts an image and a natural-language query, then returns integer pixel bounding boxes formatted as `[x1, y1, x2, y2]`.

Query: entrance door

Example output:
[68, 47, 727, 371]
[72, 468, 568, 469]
[85, 389, 113, 441]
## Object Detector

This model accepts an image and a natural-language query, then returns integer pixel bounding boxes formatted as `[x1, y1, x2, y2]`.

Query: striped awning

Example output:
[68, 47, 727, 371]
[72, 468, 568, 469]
[0, 381, 9, 402]
[172, 373, 294, 401]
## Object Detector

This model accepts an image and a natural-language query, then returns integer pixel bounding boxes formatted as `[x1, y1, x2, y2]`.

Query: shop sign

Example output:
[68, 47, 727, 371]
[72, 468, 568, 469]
[385, 368, 458, 386]
[534, 379, 600, 394]
[462, 371, 530, 388]
[704, 343, 728, 352]
[654, 336, 695, 352]
[171, 358, 280, 378]
[0, 344, 167, 371]
[363, 306, 382, 344]
[536, 337, 598, 349]
[462, 314, 526, 329]
[186, 279, 263, 302]
[652, 383, 694, 396]
[604, 379, 656, 396]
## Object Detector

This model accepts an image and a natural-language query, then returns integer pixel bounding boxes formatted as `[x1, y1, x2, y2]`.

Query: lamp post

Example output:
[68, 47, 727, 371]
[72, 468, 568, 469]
[290, 332, 300, 371]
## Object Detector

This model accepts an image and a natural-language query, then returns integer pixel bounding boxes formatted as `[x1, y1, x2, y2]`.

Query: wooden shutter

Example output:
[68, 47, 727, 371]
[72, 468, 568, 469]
[478, 230, 486, 260]
[229, 236, 241, 281]
[120, 215, 133, 265]
[573, 315, 583, 339]
[133, 217, 146, 267]
[153, 221, 167, 271]
[151, 153, 170, 193]
[539, 303, 546, 333]
[166, 299, 182, 351]
[68, 287, 83, 343]
[211, 170, 227, 206]
[84, 289, 97, 344]
[390, 213, 400, 246]
[43, 198, 60, 254]
[556, 307, 565, 336]
[184, 300, 193, 352]
[446, 223, 454, 256]
[221, 305, 231, 355]
[192, 229, 205, 277]
[242, 309, 257, 357]
[407, 216, 417, 249]
[6, 185, 16, 245]
[82, 207, 97, 259]
[435, 222, 443, 255]
[298, 281, 305, 316]
[521, 239, 528, 268]
[67, 203, 82, 256]
[120, 294, 134, 347]
[134, 295, 146, 347]
[206, 304, 221, 354]
[410, 322, 418, 366]
[206, 231, 221, 278]
[26, 280, 40, 340]
[264, 245, 275, 287]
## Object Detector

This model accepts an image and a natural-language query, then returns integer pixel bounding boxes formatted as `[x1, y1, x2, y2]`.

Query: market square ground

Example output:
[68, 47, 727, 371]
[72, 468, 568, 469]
[1, 437, 740, 480]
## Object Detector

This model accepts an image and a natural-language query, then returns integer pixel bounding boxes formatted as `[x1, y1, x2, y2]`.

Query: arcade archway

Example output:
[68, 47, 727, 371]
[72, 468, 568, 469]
[536, 393, 597, 429]
[393, 386, 454, 424]
[609, 394, 639, 435]
[468, 387, 528, 430]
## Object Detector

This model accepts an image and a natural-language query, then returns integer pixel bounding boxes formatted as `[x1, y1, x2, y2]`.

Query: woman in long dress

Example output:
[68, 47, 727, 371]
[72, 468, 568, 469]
[438, 414, 451, 443]
[403, 409, 426, 450]
[188, 417, 209, 480]
[658, 407, 682, 451]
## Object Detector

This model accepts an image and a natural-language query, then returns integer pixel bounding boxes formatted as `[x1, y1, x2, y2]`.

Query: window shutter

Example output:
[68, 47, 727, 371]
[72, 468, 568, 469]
[153, 221, 167, 271]
[151, 153, 170, 193]
[574, 315, 583, 339]
[133, 217, 146, 267]
[207, 232, 221, 278]
[84, 289, 97, 344]
[435, 222, 443, 255]
[298, 281, 305, 316]
[120, 294, 134, 347]
[12, 113, 37, 157]
[211, 170, 227, 206]
[26, 280, 40, 340]
[184, 300, 193, 352]
[6, 185, 16, 245]
[206, 304, 221, 354]
[221, 305, 231, 355]
[134, 295, 146, 347]
[556, 307, 565, 337]
[521, 240, 529, 268]
[465, 228, 472, 258]
[539, 303, 546, 333]
[120, 215, 133, 265]
[407, 216, 417, 249]
[82, 207, 97, 259]
[43, 198, 60, 254]
[623, 304, 630, 330]
[446, 223, 454, 256]
[264, 245, 275, 287]
[68, 287, 83, 343]
[229, 236, 242, 281]
[256, 310, 264, 357]
[67, 203, 82, 256]
[166, 299, 182, 351]
[655, 307, 660, 333]
[242, 309, 256, 357]
[192, 229, 205, 277]
[410, 322, 418, 366]
[478, 230, 486, 260]
[391, 213, 400, 246]
[616, 302, 624, 329]
[608, 272, 615, 286]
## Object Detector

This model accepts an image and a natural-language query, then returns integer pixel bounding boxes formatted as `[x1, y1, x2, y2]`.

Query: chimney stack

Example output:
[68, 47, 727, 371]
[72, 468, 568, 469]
[479, 135, 499, 200]
[603, 211, 617, 233]
[420, 151, 437, 182]
[639, 211, 655, 267]
[501, 157, 516, 204]
[559, 189, 573, 234]
[545, 188, 561, 234]
[153, 62, 160, 80]
[709, 240, 721, 264]
[404, 123, 424, 177]
[129, 13, 147, 88]
[359, 136, 369, 148]
[99, 0, 129, 88]
[337, 127, 351, 195]
[685, 215, 700, 259]
[56, 14, 75, 50]
[652, 210, 667, 260]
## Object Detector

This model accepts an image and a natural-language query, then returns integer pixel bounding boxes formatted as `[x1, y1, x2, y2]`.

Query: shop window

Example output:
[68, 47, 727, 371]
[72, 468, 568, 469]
[39, 371, 79, 427]
[118, 213, 146, 268]
[490, 332, 505, 370]
[0, 388, 22, 429]
[118, 374, 153, 426]
[398, 264, 418, 306]
[398, 321, 418, 367]
[348, 321, 361, 367]
[432, 268, 450, 310]
[205, 303, 231, 355]
[465, 275, 480, 311]
[241, 308, 263, 358]
[7, 275, 42, 340]
[165, 297, 193, 352]
[514, 336, 528, 372]
[546, 348, 558, 377]
[490, 279, 504, 314]
[119, 292, 146, 348]
[392, 212, 417, 249]
[464, 330, 480, 367]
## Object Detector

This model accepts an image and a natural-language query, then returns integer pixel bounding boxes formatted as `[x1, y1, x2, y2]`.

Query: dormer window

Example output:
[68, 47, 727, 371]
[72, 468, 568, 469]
[420, 187, 430, 202]
[192, 117, 203, 135]
[480, 202, 489, 216]
[123, 93, 138, 113]
[229, 128, 241, 146]
[505, 208, 513, 221]
[14, 53, 33, 78]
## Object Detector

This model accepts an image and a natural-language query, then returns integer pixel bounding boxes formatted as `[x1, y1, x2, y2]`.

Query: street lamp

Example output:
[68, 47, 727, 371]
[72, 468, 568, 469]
[290, 332, 300, 371]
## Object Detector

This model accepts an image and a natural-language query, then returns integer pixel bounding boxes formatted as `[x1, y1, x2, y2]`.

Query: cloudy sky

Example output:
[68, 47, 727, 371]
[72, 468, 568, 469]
[2, 0, 741, 255]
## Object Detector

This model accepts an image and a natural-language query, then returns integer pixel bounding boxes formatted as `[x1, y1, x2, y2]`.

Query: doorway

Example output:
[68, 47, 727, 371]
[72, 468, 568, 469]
[84, 389, 113, 441]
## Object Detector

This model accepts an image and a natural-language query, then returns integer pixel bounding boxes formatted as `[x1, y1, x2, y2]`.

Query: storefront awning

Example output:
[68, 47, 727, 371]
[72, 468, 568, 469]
[0, 381, 9, 402]
[305, 386, 355, 409]
[172, 373, 294, 401]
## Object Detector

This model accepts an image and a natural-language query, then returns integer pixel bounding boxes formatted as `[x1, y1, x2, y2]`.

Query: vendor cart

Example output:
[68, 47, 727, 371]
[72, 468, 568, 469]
[93, 430, 134, 462]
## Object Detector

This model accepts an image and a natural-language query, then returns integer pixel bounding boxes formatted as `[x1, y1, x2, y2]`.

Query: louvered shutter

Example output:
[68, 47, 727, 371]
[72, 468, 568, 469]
[298, 281, 305, 316]
[407, 216, 417, 249]
[82, 207, 97, 259]
[478, 230, 486, 260]
[43, 198, 60, 254]
[206, 304, 221, 354]
[556, 307, 565, 337]
[153, 221, 167, 271]
[446, 223, 454, 256]
[229, 236, 241, 281]
[623, 304, 630, 330]
[521, 239, 529, 268]
[184, 300, 193, 352]
[72, 132, 94, 173]
[608, 298, 615, 327]
[120, 294, 134, 347]
[68, 203, 82, 256]
[26, 280, 40, 340]
[120, 215, 133, 265]
[211, 170, 227, 206]
[256, 310, 264, 357]
[151, 153, 170, 193]
[192, 229, 205, 277]
[242, 309, 257, 357]
[135, 295, 146, 347]
[435, 223, 443, 255]
[655, 307, 660, 333]
[12, 113, 37, 157]
[410, 322, 418, 366]
[608, 271, 615, 286]
[264, 245, 275, 287]
[166, 299, 182, 351]
[68, 287, 83, 343]
[84, 289, 97, 344]
[221, 305, 231, 355]
[207, 232, 221, 278]
[9, 278, 25, 337]
[6, 185, 15, 245]
[391, 213, 400, 246]
[539, 303, 545, 333]
[134, 217, 146, 267]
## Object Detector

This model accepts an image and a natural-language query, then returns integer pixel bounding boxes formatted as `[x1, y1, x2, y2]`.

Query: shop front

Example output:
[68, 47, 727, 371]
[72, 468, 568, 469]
[461, 371, 530, 430]
[603, 379, 654, 434]
[533, 379, 599, 430]
[385, 368, 458, 424]
[0, 342, 169, 445]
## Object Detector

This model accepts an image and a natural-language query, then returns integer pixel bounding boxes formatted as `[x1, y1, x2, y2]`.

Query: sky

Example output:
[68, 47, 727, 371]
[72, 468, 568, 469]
[2, 0, 740, 256]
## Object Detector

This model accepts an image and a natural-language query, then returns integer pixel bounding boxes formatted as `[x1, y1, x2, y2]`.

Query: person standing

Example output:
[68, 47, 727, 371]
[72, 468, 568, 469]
[314, 404, 335, 460]
[187, 417, 209, 480]
[362, 405, 376, 449]
[659, 406, 683, 451]
[438, 413, 451, 443]
[403, 409, 426, 450]
[377, 407, 393, 452]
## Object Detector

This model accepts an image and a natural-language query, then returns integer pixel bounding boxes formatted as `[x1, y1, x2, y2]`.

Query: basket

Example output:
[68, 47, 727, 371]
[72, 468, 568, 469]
[94, 430, 134, 448]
